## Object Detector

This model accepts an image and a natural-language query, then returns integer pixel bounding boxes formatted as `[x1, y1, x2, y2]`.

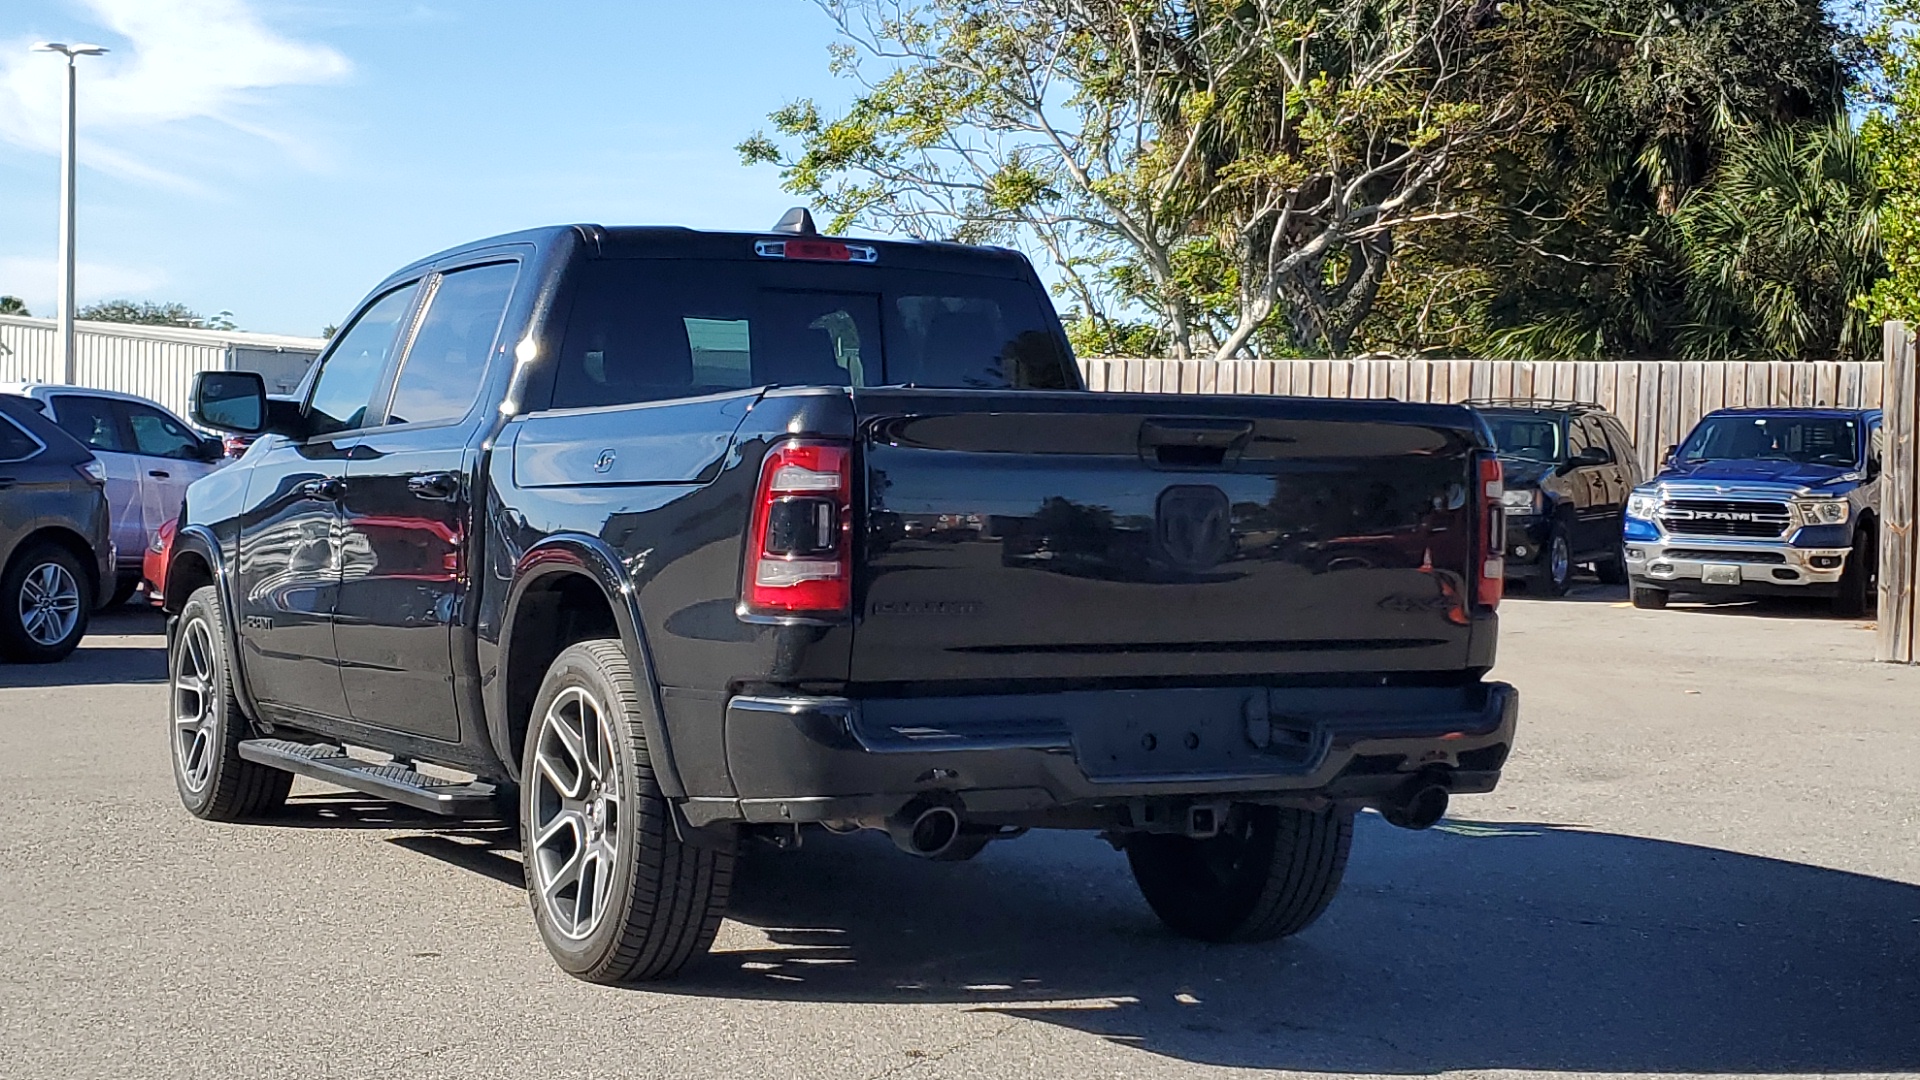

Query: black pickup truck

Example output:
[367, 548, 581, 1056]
[167, 215, 1518, 983]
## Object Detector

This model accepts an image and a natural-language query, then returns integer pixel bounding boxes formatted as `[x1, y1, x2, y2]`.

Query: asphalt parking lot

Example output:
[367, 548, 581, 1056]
[2, 590, 1917, 1080]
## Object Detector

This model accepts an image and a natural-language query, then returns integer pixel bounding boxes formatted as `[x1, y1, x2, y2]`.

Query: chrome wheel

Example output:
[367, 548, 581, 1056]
[18, 561, 80, 647]
[529, 686, 623, 941]
[173, 616, 217, 793]
[1550, 533, 1572, 589]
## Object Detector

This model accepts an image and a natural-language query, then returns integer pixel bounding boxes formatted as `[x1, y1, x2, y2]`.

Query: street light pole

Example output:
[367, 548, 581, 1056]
[31, 42, 108, 386]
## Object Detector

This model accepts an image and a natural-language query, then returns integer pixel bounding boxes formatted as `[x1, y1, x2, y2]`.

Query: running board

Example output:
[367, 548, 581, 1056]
[237, 739, 499, 817]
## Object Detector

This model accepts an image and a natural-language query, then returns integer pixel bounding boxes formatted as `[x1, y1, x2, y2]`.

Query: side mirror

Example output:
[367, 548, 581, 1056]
[191, 371, 268, 435]
[199, 435, 224, 462]
[1660, 445, 1677, 470]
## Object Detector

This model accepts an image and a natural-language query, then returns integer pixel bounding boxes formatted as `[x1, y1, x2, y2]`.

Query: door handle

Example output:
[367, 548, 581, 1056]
[298, 477, 345, 502]
[148, 469, 171, 479]
[407, 472, 460, 499]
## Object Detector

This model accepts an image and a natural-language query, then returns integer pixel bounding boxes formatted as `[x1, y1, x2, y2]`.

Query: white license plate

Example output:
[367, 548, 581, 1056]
[1701, 564, 1742, 586]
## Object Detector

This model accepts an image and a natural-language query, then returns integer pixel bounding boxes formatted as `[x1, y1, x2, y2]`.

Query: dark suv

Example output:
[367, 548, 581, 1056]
[0, 394, 112, 661]
[1468, 400, 1643, 594]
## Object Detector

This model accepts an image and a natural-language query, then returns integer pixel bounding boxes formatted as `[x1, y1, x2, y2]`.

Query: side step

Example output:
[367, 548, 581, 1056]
[237, 739, 498, 817]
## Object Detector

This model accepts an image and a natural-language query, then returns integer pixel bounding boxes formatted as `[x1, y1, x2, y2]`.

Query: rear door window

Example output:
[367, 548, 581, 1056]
[387, 262, 519, 427]
[50, 395, 127, 454]
[552, 259, 1069, 409]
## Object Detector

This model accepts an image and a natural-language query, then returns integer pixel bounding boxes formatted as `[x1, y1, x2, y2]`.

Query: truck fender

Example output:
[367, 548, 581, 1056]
[169, 524, 267, 724]
[494, 534, 687, 801]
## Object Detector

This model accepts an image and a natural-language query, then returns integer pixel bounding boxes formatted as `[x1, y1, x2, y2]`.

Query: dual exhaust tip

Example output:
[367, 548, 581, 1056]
[882, 779, 1449, 854]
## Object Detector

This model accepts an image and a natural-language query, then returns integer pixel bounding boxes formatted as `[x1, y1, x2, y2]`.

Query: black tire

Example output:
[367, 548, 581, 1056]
[101, 574, 141, 611]
[1595, 547, 1629, 586]
[521, 640, 734, 983]
[170, 585, 291, 820]
[1631, 586, 1669, 610]
[1126, 805, 1353, 943]
[1544, 518, 1574, 596]
[1832, 529, 1876, 618]
[0, 542, 93, 663]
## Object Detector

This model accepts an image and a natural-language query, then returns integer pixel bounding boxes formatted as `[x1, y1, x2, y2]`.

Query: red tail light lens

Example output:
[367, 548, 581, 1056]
[1476, 453, 1505, 610]
[742, 441, 853, 618]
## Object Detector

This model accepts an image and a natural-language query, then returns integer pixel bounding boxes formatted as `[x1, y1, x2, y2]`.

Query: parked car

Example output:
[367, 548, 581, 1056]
[144, 517, 177, 608]
[1624, 407, 1883, 615]
[0, 384, 225, 608]
[1468, 400, 1642, 594]
[0, 393, 113, 661]
[167, 215, 1518, 983]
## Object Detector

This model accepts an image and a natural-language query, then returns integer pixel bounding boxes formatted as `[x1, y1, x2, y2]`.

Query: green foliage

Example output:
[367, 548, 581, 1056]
[751, 0, 1884, 360]
[78, 300, 236, 331]
[1674, 120, 1882, 361]
[1365, 0, 1873, 360]
[1860, 2, 1920, 327]
[0, 296, 28, 317]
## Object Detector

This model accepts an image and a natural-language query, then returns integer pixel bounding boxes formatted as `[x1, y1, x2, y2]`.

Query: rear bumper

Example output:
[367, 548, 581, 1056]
[681, 681, 1518, 829]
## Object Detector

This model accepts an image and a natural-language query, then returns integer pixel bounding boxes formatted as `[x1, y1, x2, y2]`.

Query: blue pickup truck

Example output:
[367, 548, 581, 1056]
[1623, 408, 1883, 615]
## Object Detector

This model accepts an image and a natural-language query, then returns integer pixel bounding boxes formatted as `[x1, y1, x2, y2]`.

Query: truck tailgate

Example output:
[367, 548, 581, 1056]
[850, 388, 1488, 686]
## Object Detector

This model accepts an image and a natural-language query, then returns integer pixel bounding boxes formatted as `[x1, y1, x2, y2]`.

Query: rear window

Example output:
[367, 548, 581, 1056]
[552, 259, 1071, 409]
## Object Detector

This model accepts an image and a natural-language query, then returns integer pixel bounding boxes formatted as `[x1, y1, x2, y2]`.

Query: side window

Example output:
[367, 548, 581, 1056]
[307, 283, 421, 437]
[387, 263, 519, 427]
[1574, 417, 1611, 462]
[50, 395, 126, 453]
[122, 402, 203, 460]
[0, 416, 41, 462]
[1603, 418, 1638, 468]
[1565, 417, 1593, 459]
[1870, 422, 1885, 475]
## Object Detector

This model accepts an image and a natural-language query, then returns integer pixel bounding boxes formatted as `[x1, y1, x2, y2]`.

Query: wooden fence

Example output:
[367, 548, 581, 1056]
[1881, 326, 1919, 664]
[1080, 356, 1885, 478]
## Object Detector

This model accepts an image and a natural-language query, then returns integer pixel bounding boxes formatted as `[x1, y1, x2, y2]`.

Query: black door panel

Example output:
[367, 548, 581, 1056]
[232, 438, 352, 716]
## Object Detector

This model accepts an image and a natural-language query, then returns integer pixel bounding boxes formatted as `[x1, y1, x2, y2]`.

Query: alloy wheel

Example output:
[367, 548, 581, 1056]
[529, 686, 623, 941]
[18, 561, 80, 647]
[1550, 533, 1572, 589]
[172, 616, 217, 793]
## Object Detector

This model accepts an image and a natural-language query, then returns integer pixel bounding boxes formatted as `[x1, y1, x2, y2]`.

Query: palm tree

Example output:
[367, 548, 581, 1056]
[1673, 119, 1883, 361]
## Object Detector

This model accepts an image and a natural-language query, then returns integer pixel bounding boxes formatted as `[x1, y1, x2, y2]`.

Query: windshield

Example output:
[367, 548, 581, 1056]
[1483, 415, 1564, 463]
[1677, 416, 1859, 467]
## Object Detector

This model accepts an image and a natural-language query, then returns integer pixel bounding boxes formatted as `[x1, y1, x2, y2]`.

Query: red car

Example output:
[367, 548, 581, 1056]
[144, 517, 176, 607]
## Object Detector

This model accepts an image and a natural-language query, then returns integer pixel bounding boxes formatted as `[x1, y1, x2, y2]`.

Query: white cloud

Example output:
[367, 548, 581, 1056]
[0, 0, 349, 183]
[0, 255, 168, 312]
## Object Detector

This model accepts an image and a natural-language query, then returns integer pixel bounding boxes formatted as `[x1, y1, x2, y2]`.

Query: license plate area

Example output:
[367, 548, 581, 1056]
[1701, 564, 1742, 586]
[1071, 692, 1327, 781]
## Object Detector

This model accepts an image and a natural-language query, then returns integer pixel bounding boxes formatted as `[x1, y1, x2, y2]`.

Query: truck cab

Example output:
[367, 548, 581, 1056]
[1624, 408, 1883, 615]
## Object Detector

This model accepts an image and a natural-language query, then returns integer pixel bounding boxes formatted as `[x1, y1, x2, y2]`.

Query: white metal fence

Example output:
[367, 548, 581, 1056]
[1080, 357, 1886, 476]
[0, 315, 323, 418]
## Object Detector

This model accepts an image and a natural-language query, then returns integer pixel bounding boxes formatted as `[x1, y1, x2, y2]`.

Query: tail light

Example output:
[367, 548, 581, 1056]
[741, 440, 853, 619]
[1475, 453, 1504, 609]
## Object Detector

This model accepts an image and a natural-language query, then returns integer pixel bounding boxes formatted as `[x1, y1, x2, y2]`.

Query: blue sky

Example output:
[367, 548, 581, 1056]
[0, 0, 854, 336]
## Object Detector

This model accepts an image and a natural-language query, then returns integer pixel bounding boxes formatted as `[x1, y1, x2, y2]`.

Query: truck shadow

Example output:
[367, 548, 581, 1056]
[656, 817, 1920, 1075]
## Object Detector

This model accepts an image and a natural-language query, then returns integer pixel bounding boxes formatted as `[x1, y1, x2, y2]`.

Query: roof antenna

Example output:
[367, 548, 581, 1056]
[771, 207, 818, 236]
